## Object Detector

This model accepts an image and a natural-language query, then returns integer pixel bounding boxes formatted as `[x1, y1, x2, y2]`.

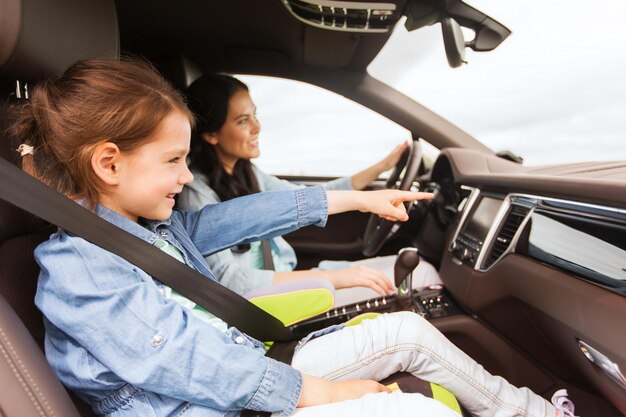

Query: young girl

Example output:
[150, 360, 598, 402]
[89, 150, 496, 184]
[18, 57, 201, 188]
[177, 74, 442, 303]
[13, 58, 572, 417]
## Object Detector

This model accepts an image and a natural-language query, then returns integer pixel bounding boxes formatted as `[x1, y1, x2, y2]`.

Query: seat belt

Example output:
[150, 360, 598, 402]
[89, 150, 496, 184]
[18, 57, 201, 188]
[0, 156, 302, 344]
[261, 240, 275, 270]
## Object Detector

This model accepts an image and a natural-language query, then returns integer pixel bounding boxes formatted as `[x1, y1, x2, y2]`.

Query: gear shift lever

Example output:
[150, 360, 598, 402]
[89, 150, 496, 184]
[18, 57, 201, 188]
[394, 247, 420, 301]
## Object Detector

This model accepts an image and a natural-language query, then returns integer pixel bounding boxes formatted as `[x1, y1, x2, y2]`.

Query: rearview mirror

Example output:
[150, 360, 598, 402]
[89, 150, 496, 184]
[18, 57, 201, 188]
[441, 18, 467, 68]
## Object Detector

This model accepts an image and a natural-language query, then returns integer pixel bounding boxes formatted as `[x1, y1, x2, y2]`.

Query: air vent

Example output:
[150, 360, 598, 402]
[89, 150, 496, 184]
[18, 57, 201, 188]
[483, 204, 530, 269]
[281, 0, 399, 33]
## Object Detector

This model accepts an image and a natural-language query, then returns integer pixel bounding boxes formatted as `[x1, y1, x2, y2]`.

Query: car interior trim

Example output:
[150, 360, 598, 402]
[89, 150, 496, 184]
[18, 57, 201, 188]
[578, 340, 626, 391]
[524, 213, 626, 295]
[281, 0, 398, 33]
[449, 191, 626, 295]
[472, 195, 510, 270]
[448, 185, 480, 252]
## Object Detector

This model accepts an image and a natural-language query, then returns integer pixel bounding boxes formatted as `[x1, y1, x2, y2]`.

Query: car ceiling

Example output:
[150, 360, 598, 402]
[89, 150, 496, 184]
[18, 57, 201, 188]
[115, 0, 401, 83]
[113, 0, 494, 152]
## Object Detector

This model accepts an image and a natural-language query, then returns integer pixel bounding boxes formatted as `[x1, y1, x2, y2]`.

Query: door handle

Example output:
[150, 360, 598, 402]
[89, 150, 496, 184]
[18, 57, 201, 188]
[578, 340, 626, 390]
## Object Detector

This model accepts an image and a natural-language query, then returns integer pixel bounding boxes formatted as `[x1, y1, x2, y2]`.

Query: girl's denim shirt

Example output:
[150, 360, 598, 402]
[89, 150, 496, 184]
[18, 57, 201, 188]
[34, 186, 327, 417]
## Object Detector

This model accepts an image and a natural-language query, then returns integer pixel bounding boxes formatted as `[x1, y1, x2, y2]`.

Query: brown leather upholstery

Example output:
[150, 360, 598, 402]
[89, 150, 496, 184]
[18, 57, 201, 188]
[0, 93, 48, 350]
[1, 3, 120, 412]
[0, 110, 83, 416]
[0, 0, 119, 81]
[0, 231, 48, 345]
[0, 173, 80, 417]
[0, 85, 93, 417]
[0, 293, 81, 417]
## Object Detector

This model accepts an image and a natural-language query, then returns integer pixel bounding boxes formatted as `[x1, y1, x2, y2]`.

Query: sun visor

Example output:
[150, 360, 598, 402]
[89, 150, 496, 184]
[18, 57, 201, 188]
[0, 0, 119, 81]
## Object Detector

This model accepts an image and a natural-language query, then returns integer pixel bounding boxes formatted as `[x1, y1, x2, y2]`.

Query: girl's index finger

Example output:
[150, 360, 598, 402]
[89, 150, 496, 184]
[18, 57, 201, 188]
[393, 191, 434, 202]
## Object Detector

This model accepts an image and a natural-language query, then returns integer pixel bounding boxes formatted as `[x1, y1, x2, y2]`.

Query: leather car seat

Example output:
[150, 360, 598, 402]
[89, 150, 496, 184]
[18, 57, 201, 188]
[0, 293, 82, 417]
[0, 99, 88, 417]
[0, 82, 98, 417]
[0, 1, 119, 416]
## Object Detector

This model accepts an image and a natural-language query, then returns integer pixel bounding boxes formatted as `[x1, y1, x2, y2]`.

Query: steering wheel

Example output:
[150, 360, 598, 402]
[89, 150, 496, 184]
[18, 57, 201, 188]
[361, 139, 423, 257]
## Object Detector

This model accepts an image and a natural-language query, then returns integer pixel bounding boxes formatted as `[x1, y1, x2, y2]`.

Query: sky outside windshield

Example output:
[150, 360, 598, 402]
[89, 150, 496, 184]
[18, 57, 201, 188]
[369, 0, 626, 166]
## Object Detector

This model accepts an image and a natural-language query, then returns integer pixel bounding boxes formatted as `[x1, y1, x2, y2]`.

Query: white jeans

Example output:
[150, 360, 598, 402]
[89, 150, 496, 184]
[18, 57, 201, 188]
[287, 312, 555, 417]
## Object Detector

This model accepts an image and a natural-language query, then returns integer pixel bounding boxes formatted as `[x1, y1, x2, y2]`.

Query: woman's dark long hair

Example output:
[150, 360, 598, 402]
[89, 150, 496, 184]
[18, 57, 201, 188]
[185, 74, 260, 201]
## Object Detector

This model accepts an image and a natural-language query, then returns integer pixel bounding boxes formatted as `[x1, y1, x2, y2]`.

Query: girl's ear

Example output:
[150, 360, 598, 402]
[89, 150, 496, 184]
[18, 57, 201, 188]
[201, 132, 219, 146]
[91, 142, 122, 185]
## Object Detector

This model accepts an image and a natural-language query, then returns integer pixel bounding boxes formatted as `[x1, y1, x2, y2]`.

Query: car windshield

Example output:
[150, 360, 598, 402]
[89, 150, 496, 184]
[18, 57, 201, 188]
[368, 0, 626, 166]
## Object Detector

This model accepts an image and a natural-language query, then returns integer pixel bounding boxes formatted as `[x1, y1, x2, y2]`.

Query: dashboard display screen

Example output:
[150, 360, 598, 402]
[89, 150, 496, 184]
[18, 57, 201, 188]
[462, 197, 503, 243]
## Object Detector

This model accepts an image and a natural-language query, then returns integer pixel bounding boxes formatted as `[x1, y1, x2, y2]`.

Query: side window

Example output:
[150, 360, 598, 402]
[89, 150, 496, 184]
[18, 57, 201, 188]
[237, 75, 414, 177]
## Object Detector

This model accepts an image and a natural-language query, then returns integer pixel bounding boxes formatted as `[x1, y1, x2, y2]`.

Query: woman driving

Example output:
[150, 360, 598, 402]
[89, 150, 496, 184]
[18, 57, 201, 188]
[177, 74, 442, 302]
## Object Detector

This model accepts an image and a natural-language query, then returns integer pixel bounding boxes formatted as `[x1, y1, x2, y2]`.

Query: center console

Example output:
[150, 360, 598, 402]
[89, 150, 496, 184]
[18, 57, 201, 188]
[291, 286, 462, 335]
[450, 190, 506, 269]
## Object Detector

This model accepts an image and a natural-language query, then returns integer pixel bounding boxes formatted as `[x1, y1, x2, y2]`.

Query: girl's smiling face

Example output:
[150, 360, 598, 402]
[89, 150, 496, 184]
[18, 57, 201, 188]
[100, 110, 194, 222]
[203, 89, 261, 174]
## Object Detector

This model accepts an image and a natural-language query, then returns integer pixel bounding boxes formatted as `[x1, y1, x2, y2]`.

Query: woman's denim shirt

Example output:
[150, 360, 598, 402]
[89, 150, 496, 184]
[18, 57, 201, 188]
[34, 186, 327, 417]
[177, 166, 351, 295]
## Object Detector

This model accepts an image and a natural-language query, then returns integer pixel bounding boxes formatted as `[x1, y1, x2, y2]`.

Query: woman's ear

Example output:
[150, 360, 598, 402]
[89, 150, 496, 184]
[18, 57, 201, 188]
[201, 132, 219, 146]
[91, 142, 122, 185]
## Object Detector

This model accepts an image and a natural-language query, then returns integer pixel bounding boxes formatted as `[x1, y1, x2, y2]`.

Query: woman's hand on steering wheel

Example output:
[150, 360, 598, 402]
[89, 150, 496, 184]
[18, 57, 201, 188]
[378, 141, 410, 172]
[350, 141, 410, 190]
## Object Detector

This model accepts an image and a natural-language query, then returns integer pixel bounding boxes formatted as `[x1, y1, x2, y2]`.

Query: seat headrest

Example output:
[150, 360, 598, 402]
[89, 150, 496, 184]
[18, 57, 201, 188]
[0, 0, 119, 81]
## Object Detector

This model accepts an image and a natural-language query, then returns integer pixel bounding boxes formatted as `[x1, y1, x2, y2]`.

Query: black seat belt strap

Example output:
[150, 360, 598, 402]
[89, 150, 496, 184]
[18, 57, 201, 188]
[260, 240, 275, 270]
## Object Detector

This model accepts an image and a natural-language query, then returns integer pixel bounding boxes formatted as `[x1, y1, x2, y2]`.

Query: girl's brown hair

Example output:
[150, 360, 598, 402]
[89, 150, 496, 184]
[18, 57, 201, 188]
[10, 57, 194, 207]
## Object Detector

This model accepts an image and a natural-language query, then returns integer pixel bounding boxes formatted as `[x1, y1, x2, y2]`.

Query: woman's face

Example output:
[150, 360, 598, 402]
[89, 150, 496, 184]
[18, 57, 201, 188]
[204, 89, 260, 173]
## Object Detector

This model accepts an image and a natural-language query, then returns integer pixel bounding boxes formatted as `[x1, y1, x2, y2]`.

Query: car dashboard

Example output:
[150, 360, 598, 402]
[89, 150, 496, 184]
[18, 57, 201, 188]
[286, 148, 626, 415]
[449, 188, 626, 294]
[430, 148, 626, 413]
[292, 147, 626, 415]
